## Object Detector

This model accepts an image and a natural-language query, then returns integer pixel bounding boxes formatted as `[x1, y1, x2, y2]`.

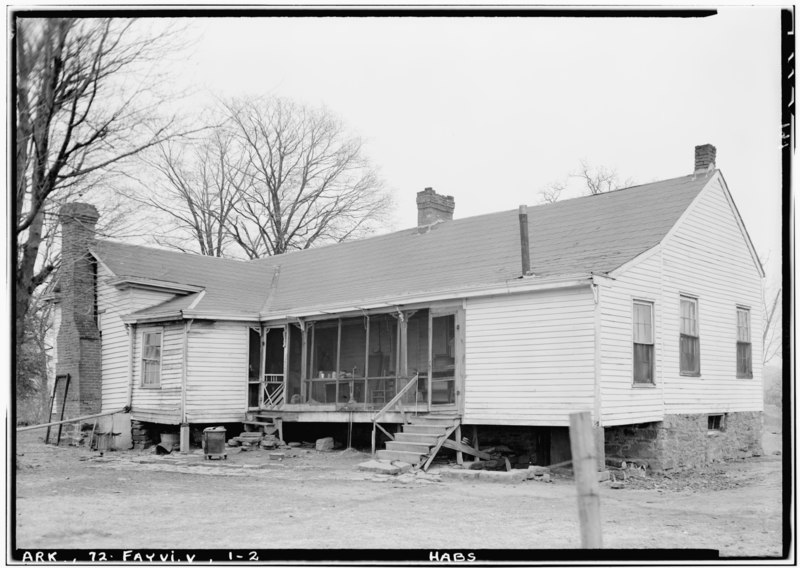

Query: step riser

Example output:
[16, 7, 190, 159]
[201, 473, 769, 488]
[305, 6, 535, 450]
[376, 450, 425, 464]
[394, 433, 440, 445]
[408, 418, 458, 426]
[403, 425, 450, 435]
[385, 441, 433, 453]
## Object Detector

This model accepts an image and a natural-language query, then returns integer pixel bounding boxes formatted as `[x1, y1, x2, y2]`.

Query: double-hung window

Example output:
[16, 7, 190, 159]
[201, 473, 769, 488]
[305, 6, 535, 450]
[680, 296, 700, 375]
[736, 307, 753, 378]
[142, 331, 163, 387]
[633, 301, 655, 384]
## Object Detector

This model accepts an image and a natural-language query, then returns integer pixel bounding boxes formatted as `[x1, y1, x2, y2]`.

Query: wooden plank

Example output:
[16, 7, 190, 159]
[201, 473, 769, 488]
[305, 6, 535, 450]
[18, 408, 126, 432]
[442, 438, 490, 460]
[455, 424, 463, 465]
[569, 411, 603, 549]
[473, 424, 480, 462]
[421, 422, 459, 472]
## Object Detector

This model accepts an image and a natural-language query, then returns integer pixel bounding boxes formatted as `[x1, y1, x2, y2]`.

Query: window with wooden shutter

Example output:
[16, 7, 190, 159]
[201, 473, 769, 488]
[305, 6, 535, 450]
[679, 296, 700, 375]
[736, 307, 752, 378]
[633, 301, 655, 384]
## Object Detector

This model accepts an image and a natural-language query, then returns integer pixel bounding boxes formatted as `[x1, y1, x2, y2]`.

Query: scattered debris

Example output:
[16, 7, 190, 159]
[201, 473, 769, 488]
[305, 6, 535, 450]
[358, 460, 409, 475]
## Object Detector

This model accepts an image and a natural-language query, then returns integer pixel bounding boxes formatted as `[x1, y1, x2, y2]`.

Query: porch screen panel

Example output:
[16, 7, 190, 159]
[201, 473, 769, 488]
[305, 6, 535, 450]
[309, 321, 338, 403]
[287, 324, 302, 403]
[339, 317, 367, 403]
[247, 329, 260, 408]
[407, 310, 430, 403]
[431, 314, 456, 405]
[368, 314, 398, 377]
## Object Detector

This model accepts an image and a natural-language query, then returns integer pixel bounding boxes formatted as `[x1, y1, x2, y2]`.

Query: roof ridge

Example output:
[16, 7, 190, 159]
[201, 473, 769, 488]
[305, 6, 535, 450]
[94, 240, 254, 265]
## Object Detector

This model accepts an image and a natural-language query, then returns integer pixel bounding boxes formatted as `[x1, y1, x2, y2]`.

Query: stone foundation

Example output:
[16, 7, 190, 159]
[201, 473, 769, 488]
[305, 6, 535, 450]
[604, 411, 763, 471]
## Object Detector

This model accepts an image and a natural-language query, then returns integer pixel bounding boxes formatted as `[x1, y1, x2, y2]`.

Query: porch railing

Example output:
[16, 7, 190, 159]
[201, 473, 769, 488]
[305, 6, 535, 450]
[371, 373, 419, 456]
[262, 376, 285, 410]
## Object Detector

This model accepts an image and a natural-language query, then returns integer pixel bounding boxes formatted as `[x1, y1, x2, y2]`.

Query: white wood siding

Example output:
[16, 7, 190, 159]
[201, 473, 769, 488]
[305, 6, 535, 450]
[598, 252, 666, 426]
[131, 323, 183, 424]
[97, 268, 178, 415]
[97, 265, 131, 412]
[186, 321, 249, 422]
[464, 286, 596, 426]
[660, 177, 763, 414]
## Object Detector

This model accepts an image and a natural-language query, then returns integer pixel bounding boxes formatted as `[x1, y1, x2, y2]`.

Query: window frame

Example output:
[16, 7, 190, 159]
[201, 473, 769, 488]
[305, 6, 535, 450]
[632, 299, 656, 385]
[679, 295, 701, 377]
[736, 306, 753, 379]
[141, 329, 163, 389]
[707, 413, 726, 433]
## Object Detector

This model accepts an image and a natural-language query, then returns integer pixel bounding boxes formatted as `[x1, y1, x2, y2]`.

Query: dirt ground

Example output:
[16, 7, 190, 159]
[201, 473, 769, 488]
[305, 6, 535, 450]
[12, 408, 785, 560]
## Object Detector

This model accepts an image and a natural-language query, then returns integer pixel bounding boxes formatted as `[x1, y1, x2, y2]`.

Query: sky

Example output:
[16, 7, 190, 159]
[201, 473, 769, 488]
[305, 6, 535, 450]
[160, 8, 784, 281]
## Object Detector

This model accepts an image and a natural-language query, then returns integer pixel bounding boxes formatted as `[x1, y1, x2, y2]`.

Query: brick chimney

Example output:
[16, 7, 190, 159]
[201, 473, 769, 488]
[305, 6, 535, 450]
[416, 187, 455, 226]
[694, 144, 717, 173]
[56, 203, 101, 420]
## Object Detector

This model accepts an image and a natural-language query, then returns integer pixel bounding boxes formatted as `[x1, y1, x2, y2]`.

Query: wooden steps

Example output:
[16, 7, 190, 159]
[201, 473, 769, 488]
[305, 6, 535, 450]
[244, 413, 284, 441]
[374, 413, 461, 469]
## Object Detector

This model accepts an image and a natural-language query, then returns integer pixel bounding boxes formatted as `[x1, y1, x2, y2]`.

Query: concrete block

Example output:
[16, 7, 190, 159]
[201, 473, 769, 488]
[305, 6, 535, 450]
[439, 468, 482, 481]
[315, 437, 334, 451]
[479, 470, 521, 484]
[391, 461, 413, 474]
[597, 470, 610, 482]
[358, 460, 404, 475]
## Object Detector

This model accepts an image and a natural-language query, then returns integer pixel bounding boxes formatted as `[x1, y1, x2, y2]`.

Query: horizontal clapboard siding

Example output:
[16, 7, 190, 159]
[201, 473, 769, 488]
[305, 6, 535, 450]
[186, 321, 250, 422]
[660, 177, 763, 414]
[131, 323, 183, 423]
[97, 266, 131, 412]
[599, 252, 665, 426]
[98, 270, 178, 413]
[464, 286, 595, 426]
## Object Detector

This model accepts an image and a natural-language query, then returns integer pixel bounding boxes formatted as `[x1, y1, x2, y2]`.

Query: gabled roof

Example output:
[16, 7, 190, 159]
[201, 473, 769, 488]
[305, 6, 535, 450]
[91, 240, 272, 319]
[92, 173, 711, 321]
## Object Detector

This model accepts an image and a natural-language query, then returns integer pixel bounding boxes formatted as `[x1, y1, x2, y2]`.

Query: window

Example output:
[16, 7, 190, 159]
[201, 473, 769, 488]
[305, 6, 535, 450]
[680, 296, 700, 375]
[708, 414, 725, 431]
[737, 307, 753, 378]
[633, 301, 655, 384]
[142, 331, 162, 387]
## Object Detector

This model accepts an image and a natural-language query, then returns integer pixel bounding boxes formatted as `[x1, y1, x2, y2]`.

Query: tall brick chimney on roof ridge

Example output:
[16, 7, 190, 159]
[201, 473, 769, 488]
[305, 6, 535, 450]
[56, 202, 102, 420]
[416, 187, 455, 226]
[694, 144, 717, 173]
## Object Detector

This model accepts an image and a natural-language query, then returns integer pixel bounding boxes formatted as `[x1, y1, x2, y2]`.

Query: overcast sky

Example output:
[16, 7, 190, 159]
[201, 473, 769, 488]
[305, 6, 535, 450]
[163, 8, 783, 277]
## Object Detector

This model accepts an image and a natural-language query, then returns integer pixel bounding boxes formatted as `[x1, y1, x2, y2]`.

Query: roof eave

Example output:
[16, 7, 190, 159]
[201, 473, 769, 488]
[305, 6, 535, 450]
[258, 274, 593, 321]
[121, 312, 184, 325]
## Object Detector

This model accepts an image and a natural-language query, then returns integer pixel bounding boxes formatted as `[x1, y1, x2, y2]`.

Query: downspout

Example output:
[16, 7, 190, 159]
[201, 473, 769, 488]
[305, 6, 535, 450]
[126, 323, 136, 409]
[179, 318, 194, 453]
[592, 281, 604, 471]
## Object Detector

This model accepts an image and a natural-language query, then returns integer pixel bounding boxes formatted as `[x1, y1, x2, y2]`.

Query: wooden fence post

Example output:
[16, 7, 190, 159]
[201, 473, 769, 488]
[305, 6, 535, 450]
[569, 411, 603, 548]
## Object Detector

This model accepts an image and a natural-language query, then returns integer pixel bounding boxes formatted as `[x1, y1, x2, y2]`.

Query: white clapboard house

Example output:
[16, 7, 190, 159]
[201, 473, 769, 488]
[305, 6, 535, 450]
[52, 144, 763, 470]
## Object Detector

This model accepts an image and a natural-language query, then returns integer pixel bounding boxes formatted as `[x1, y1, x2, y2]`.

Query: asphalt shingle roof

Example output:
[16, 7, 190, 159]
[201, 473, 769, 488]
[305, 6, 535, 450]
[92, 173, 710, 320]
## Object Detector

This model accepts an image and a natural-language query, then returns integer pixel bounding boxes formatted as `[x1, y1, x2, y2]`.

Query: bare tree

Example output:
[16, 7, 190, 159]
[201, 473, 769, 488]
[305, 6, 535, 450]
[15, 17, 183, 348]
[539, 181, 566, 204]
[128, 128, 246, 257]
[537, 161, 634, 204]
[223, 96, 392, 258]
[573, 160, 635, 195]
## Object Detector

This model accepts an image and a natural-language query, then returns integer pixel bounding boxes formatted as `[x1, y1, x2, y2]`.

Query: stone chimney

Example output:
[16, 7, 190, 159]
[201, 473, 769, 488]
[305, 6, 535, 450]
[694, 144, 717, 173]
[56, 202, 101, 420]
[416, 187, 455, 226]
